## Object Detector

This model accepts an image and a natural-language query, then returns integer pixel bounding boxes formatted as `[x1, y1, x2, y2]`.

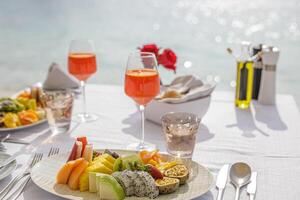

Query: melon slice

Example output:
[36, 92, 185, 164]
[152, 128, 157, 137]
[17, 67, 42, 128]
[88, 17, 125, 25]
[97, 174, 125, 200]
[68, 160, 89, 190]
[79, 162, 113, 192]
[56, 158, 84, 184]
[89, 172, 103, 193]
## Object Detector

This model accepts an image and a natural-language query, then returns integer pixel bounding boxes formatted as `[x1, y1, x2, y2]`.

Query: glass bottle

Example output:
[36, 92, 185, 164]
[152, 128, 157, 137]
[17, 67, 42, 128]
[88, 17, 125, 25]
[251, 44, 264, 100]
[235, 42, 254, 109]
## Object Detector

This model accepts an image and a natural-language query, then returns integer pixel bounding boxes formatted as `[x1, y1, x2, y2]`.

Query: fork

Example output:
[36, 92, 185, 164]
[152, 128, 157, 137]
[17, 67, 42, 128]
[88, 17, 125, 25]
[0, 153, 43, 199]
[8, 147, 60, 200]
[48, 147, 60, 157]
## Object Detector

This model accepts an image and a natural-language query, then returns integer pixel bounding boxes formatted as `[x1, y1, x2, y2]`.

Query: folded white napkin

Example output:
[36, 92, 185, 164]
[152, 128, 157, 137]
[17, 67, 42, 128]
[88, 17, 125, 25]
[43, 63, 80, 90]
[156, 75, 216, 103]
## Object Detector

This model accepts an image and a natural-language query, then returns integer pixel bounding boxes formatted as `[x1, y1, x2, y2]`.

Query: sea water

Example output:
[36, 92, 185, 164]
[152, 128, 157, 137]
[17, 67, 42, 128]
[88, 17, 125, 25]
[0, 0, 299, 106]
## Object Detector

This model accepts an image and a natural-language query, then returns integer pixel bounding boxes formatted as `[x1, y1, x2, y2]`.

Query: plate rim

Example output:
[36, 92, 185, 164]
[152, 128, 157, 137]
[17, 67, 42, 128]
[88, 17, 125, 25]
[31, 149, 214, 200]
[0, 119, 47, 132]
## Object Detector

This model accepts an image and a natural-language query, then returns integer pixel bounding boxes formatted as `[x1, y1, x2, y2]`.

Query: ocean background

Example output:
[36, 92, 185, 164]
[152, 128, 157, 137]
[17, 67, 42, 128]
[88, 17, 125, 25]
[0, 0, 299, 106]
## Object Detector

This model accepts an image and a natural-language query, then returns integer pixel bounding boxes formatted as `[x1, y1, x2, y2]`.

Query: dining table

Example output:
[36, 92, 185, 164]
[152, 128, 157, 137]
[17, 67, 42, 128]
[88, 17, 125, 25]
[0, 83, 299, 200]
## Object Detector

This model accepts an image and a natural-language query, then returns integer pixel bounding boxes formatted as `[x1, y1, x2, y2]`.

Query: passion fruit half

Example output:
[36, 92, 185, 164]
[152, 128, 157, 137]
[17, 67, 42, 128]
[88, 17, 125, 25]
[155, 177, 179, 194]
[164, 164, 189, 185]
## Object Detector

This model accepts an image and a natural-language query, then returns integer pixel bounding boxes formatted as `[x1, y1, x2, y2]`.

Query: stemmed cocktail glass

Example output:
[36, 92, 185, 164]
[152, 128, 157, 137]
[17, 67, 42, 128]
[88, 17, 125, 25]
[124, 52, 160, 150]
[68, 40, 98, 123]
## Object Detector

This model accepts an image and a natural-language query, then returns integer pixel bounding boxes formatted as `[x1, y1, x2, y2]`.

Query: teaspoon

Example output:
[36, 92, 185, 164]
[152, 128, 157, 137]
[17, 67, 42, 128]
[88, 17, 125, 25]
[230, 162, 251, 200]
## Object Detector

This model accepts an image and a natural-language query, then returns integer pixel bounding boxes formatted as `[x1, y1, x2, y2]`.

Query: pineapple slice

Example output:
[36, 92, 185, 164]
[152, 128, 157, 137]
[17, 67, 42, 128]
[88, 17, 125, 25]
[93, 153, 116, 164]
[102, 153, 116, 163]
[88, 162, 113, 174]
[91, 157, 114, 170]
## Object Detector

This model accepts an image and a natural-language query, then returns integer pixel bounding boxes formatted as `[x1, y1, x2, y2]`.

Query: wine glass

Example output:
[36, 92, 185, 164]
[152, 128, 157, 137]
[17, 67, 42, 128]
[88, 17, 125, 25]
[124, 52, 160, 150]
[68, 40, 98, 123]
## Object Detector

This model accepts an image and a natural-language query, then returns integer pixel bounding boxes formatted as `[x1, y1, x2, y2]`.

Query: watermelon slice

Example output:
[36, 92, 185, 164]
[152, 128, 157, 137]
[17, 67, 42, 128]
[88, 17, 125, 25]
[67, 142, 78, 162]
[77, 136, 88, 156]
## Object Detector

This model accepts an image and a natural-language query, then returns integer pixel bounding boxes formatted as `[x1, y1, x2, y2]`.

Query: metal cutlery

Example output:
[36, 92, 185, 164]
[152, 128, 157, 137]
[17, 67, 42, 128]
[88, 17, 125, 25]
[216, 164, 230, 200]
[2, 138, 30, 145]
[8, 147, 60, 200]
[0, 135, 9, 152]
[0, 137, 30, 169]
[247, 172, 257, 200]
[0, 144, 6, 152]
[48, 147, 60, 157]
[1, 134, 10, 142]
[0, 134, 30, 145]
[230, 162, 252, 200]
[0, 152, 43, 199]
[0, 155, 17, 169]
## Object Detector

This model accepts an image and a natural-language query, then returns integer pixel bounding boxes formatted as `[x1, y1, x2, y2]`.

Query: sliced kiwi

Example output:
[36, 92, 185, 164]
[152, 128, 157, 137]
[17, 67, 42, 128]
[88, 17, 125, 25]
[113, 157, 123, 172]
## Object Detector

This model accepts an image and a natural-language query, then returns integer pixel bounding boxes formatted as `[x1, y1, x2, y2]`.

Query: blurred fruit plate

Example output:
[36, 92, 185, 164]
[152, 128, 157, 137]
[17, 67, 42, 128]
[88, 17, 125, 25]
[0, 87, 47, 132]
[31, 149, 214, 200]
[0, 119, 46, 132]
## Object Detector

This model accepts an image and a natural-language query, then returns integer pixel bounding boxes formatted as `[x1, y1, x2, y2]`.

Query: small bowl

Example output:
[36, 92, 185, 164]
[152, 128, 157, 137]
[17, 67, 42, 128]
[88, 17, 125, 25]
[145, 95, 211, 124]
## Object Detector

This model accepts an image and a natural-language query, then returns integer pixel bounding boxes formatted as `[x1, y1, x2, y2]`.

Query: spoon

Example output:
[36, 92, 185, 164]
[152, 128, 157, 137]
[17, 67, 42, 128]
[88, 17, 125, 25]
[230, 162, 251, 200]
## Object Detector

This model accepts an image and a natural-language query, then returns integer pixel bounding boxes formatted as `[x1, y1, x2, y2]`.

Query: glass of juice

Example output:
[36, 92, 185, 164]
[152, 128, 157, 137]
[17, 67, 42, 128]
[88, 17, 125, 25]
[68, 40, 98, 123]
[161, 112, 200, 158]
[124, 52, 160, 150]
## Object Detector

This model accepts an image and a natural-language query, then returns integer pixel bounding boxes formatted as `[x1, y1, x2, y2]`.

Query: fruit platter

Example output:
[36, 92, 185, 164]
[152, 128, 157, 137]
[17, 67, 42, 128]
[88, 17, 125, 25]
[31, 137, 214, 200]
[0, 86, 46, 131]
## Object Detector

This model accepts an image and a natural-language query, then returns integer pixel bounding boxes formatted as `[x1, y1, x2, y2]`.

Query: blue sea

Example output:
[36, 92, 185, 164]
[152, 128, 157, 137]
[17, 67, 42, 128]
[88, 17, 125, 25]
[0, 0, 299, 106]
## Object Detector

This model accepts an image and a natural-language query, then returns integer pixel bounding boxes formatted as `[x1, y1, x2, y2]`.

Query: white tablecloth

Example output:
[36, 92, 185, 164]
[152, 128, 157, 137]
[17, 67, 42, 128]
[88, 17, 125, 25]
[1, 84, 300, 200]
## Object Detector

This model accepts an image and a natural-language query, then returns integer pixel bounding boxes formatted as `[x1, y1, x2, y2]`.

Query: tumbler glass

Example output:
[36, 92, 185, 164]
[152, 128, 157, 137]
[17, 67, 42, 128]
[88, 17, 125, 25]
[42, 90, 74, 134]
[162, 112, 200, 158]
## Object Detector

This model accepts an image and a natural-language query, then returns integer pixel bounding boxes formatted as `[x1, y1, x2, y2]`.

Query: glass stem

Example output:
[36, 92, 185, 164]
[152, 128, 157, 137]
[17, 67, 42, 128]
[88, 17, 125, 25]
[139, 105, 145, 147]
[81, 81, 87, 116]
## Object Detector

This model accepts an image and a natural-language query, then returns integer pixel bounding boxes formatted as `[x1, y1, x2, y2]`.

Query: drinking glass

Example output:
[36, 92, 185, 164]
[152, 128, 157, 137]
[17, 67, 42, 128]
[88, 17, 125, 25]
[68, 40, 98, 123]
[124, 52, 160, 150]
[42, 90, 74, 135]
[162, 112, 200, 158]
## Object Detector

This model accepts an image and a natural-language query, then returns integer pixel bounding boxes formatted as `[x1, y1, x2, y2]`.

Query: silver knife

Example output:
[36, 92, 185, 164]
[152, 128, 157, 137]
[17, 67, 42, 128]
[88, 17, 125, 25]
[247, 172, 257, 200]
[0, 134, 29, 145]
[0, 155, 16, 169]
[3, 138, 30, 145]
[216, 164, 230, 200]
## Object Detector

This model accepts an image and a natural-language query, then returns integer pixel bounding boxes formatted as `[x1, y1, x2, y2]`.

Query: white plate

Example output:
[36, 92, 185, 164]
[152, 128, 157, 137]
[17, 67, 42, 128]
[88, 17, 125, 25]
[0, 89, 47, 132]
[31, 149, 214, 200]
[0, 153, 17, 181]
[0, 119, 47, 132]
